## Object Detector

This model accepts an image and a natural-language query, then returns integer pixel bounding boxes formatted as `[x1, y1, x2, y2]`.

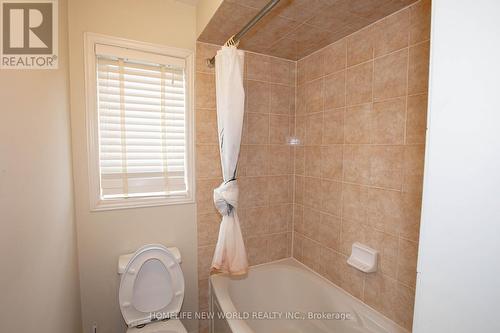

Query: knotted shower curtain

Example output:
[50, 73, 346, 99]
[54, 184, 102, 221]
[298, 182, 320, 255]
[210, 46, 248, 275]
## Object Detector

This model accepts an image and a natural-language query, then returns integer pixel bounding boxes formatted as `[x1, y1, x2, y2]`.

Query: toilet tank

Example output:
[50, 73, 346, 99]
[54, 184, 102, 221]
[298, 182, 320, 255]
[117, 246, 182, 274]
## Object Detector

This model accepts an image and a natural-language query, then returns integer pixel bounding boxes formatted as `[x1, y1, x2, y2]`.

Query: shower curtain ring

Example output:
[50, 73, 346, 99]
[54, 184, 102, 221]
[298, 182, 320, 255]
[224, 35, 240, 48]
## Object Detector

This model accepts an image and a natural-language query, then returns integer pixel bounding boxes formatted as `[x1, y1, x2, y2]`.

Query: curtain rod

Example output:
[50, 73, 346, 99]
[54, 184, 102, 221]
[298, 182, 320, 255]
[206, 0, 282, 68]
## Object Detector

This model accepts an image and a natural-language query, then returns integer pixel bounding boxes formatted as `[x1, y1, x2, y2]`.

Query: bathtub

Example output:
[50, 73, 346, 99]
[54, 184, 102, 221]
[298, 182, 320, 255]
[209, 258, 408, 333]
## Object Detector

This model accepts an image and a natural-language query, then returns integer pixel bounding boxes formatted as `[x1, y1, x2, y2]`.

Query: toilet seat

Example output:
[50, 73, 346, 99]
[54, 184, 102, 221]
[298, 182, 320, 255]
[119, 244, 185, 328]
[125, 319, 187, 333]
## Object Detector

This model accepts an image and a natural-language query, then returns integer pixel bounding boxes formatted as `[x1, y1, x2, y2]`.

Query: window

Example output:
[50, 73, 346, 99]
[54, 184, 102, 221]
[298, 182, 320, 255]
[85, 33, 194, 210]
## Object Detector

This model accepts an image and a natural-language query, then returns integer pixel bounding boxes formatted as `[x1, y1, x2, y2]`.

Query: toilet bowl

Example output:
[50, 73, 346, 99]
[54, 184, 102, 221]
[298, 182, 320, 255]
[118, 244, 188, 333]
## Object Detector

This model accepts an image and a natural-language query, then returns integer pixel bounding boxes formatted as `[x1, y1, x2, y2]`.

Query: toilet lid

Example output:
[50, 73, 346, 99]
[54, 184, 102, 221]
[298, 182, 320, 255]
[119, 244, 185, 327]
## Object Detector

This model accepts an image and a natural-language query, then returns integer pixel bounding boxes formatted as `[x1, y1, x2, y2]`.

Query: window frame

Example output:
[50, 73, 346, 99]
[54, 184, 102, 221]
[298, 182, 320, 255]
[84, 32, 195, 211]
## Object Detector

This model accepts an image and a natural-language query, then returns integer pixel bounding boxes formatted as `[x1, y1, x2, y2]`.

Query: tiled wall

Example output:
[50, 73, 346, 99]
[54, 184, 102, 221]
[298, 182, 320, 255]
[195, 42, 296, 330]
[195, 0, 430, 331]
[292, 0, 430, 330]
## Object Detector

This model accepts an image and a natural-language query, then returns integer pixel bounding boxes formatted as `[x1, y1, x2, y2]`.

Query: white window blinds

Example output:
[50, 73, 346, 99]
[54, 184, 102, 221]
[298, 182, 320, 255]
[96, 44, 187, 199]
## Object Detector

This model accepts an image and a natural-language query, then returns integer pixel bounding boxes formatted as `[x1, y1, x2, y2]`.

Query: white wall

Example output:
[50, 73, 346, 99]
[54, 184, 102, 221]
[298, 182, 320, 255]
[0, 0, 82, 332]
[67, 0, 199, 332]
[196, 0, 223, 38]
[413, 1, 500, 332]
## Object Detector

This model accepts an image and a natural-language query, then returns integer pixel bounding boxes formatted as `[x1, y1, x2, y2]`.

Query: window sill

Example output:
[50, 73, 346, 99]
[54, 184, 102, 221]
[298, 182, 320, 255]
[90, 193, 194, 212]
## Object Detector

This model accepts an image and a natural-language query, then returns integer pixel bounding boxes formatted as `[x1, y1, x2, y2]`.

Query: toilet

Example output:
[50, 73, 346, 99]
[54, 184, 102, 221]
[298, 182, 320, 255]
[118, 244, 188, 333]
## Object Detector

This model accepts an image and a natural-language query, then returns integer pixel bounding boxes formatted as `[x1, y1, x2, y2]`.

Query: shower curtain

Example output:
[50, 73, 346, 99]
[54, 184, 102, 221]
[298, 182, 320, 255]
[211, 46, 248, 275]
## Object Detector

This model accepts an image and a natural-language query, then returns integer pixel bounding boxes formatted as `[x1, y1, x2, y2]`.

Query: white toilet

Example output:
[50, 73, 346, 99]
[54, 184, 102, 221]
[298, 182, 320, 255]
[118, 244, 188, 333]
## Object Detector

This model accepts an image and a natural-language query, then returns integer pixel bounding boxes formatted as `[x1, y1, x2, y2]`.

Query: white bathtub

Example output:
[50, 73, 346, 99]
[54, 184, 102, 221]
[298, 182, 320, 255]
[209, 259, 409, 333]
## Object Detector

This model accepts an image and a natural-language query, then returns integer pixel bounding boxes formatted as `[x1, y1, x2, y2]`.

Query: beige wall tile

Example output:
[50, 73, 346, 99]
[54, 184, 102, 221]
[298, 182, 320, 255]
[306, 78, 324, 113]
[237, 145, 248, 177]
[398, 238, 418, 288]
[294, 146, 305, 175]
[268, 232, 290, 261]
[270, 114, 290, 144]
[247, 113, 270, 144]
[408, 41, 430, 95]
[303, 207, 320, 239]
[370, 145, 404, 189]
[296, 84, 306, 115]
[364, 273, 415, 330]
[270, 57, 294, 85]
[347, 27, 374, 67]
[246, 52, 271, 81]
[198, 245, 215, 280]
[303, 177, 322, 210]
[343, 145, 371, 185]
[305, 146, 322, 178]
[241, 113, 249, 144]
[239, 176, 269, 208]
[345, 103, 372, 144]
[269, 145, 292, 175]
[319, 213, 341, 250]
[195, 72, 216, 109]
[305, 51, 325, 81]
[294, 175, 304, 205]
[340, 218, 366, 255]
[324, 70, 346, 110]
[196, 109, 218, 144]
[373, 49, 408, 101]
[198, 278, 210, 311]
[270, 84, 293, 114]
[323, 109, 344, 144]
[321, 180, 342, 216]
[293, 204, 304, 234]
[240, 206, 270, 237]
[321, 145, 343, 180]
[403, 144, 425, 193]
[243, 145, 269, 176]
[347, 61, 373, 105]
[373, 9, 410, 57]
[376, 233, 399, 278]
[372, 97, 406, 144]
[323, 39, 347, 75]
[401, 191, 422, 241]
[196, 178, 222, 215]
[196, 144, 222, 178]
[339, 261, 365, 299]
[292, 232, 304, 260]
[246, 236, 269, 265]
[269, 204, 292, 233]
[197, 212, 220, 247]
[246, 80, 270, 114]
[342, 183, 368, 223]
[406, 93, 428, 144]
[409, 0, 431, 45]
[305, 112, 324, 145]
[320, 246, 343, 284]
[302, 237, 321, 271]
[268, 175, 291, 204]
[297, 58, 306, 85]
[366, 187, 403, 235]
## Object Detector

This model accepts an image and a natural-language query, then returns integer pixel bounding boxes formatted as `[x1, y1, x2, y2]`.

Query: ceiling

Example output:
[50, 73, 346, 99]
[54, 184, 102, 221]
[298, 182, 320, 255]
[198, 0, 418, 60]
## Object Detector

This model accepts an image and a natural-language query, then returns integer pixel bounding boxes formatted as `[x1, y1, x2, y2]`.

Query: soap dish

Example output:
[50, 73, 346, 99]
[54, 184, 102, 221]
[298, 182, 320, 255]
[347, 242, 378, 273]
